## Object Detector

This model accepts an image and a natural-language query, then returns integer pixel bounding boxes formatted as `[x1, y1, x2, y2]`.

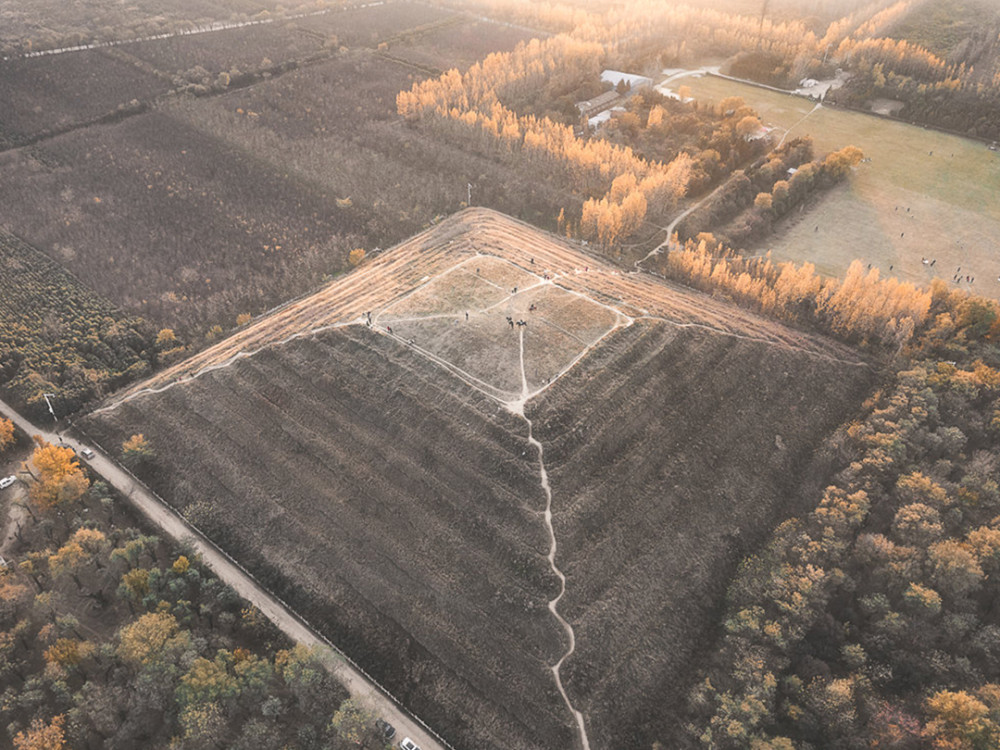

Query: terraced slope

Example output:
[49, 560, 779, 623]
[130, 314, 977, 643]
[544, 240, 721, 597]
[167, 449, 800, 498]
[529, 320, 874, 749]
[82, 209, 874, 750]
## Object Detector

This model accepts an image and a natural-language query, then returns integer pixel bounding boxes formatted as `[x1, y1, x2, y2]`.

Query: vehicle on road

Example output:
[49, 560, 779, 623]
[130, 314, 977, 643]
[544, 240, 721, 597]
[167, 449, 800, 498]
[375, 718, 396, 741]
[79, 448, 95, 460]
[0, 476, 16, 490]
[399, 739, 420, 750]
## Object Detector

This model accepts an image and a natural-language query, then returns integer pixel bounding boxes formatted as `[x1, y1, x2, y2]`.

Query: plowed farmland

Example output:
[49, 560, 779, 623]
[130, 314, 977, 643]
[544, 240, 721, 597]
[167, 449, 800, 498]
[81, 210, 874, 750]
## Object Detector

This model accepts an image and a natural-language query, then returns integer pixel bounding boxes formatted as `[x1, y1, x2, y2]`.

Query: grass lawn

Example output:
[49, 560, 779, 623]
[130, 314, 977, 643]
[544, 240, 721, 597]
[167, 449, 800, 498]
[681, 73, 1000, 296]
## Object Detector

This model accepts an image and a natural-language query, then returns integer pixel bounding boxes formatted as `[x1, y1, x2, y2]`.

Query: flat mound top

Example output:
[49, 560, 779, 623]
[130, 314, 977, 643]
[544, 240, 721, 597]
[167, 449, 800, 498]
[104, 208, 863, 412]
[378, 256, 624, 399]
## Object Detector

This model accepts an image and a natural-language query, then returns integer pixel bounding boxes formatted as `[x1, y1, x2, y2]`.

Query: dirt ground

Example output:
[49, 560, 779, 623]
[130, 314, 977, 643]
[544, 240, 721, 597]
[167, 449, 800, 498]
[82, 210, 874, 750]
[379, 256, 623, 399]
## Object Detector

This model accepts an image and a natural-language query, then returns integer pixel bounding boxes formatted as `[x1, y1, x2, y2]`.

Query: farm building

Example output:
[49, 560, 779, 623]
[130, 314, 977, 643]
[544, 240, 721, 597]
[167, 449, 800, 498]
[588, 106, 627, 129]
[600, 69, 653, 91]
[575, 90, 621, 118]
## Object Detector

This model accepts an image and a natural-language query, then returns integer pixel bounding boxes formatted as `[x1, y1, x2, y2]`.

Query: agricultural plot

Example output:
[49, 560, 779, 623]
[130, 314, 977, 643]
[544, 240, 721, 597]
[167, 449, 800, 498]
[294, 1, 458, 48]
[0, 50, 170, 147]
[679, 73, 1000, 297]
[0, 107, 364, 334]
[122, 20, 329, 77]
[388, 18, 537, 72]
[0, 33, 577, 338]
[82, 210, 873, 750]
[0, 230, 153, 417]
[0, 0, 296, 53]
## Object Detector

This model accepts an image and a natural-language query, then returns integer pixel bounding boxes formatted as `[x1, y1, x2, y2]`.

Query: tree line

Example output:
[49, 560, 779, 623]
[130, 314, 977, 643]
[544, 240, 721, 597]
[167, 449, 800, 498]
[677, 140, 864, 249]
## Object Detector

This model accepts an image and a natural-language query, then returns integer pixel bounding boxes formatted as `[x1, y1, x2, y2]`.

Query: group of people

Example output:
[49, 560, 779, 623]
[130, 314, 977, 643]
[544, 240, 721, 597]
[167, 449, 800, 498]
[952, 266, 976, 284]
[506, 316, 528, 330]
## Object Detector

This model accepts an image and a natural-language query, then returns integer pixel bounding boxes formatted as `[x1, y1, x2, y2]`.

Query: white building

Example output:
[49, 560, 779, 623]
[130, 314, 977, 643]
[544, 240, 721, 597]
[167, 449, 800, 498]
[600, 69, 653, 91]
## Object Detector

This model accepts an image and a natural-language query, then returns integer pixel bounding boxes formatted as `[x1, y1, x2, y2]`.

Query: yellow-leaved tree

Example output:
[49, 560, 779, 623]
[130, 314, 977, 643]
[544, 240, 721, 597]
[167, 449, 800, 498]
[0, 417, 14, 454]
[29, 438, 89, 512]
[13, 714, 65, 750]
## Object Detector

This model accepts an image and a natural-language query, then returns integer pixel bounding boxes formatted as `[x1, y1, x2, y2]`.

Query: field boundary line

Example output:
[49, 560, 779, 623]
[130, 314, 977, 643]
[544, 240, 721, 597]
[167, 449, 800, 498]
[2, 0, 392, 61]
[68, 418, 458, 750]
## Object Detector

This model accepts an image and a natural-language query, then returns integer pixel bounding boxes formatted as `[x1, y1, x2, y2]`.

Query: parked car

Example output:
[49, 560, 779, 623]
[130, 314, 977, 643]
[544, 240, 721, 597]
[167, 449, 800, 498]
[375, 718, 396, 741]
[399, 739, 420, 750]
[79, 448, 95, 460]
[0, 476, 16, 490]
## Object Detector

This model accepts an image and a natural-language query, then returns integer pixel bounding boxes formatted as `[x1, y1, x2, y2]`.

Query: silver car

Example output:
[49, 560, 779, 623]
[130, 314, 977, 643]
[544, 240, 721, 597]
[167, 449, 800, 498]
[0, 476, 15, 490]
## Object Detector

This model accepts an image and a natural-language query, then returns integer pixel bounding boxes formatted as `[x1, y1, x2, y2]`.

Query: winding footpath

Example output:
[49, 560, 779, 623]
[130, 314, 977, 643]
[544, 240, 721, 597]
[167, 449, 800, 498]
[0, 397, 448, 750]
[510, 329, 592, 750]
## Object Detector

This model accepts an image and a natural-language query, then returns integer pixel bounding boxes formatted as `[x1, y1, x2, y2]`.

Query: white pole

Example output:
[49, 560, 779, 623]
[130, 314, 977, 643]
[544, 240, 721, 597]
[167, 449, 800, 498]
[42, 393, 57, 421]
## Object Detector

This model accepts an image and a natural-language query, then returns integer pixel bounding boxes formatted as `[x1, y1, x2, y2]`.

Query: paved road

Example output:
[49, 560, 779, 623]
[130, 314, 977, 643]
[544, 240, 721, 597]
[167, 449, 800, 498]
[0, 398, 445, 750]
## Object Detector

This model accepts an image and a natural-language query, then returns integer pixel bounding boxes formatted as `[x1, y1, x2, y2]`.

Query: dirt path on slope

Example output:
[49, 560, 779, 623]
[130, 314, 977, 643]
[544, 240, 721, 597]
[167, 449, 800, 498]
[511, 328, 591, 750]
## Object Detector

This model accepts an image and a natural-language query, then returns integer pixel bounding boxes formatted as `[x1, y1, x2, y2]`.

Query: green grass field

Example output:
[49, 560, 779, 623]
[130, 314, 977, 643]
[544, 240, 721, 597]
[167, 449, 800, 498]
[681, 74, 1000, 296]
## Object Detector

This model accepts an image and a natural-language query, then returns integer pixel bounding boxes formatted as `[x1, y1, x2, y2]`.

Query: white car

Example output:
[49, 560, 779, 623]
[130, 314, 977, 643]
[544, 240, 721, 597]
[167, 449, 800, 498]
[0, 476, 16, 490]
[79, 448, 95, 460]
[399, 739, 421, 750]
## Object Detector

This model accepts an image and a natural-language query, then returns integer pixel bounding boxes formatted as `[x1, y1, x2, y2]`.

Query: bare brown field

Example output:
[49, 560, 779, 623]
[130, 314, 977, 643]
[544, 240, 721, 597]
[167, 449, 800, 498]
[122, 20, 328, 77]
[0, 50, 170, 146]
[82, 210, 874, 750]
[529, 320, 872, 749]
[294, 2, 458, 47]
[388, 19, 537, 72]
[83, 325, 577, 750]
[105, 209, 860, 404]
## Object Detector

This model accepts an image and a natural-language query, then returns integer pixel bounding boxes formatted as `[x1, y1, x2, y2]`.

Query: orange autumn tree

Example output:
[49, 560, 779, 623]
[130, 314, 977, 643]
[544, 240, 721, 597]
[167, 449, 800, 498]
[0, 418, 14, 454]
[29, 438, 89, 512]
[13, 714, 65, 750]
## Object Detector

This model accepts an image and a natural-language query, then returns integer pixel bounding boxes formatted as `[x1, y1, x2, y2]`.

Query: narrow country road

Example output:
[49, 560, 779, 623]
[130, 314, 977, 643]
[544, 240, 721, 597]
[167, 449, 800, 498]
[0, 398, 447, 750]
